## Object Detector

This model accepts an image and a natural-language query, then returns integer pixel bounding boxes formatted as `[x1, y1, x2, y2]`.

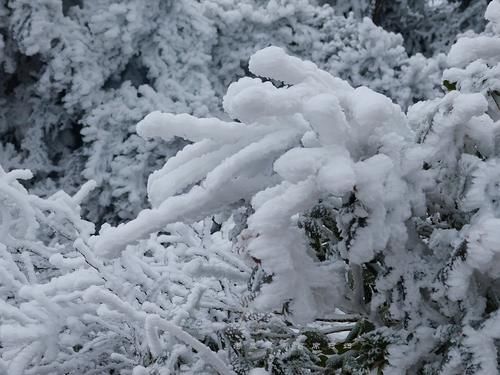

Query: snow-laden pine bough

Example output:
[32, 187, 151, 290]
[94, 5, 500, 369]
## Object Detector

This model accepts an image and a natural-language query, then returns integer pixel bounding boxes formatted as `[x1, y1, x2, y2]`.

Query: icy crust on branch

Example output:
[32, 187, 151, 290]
[94, 46, 418, 323]
[445, 0, 500, 110]
[448, 35, 500, 68]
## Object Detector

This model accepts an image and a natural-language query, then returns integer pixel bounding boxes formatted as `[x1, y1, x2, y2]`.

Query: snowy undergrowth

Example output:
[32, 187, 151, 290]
[0, 168, 247, 374]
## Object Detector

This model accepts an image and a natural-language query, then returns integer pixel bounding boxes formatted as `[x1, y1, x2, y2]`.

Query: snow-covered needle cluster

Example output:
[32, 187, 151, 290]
[3, 0, 500, 374]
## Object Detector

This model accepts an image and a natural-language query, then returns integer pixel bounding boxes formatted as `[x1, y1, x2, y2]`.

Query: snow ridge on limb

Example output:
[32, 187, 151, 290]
[145, 315, 236, 375]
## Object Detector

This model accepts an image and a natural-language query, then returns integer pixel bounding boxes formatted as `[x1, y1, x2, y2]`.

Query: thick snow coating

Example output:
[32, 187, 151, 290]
[93, 47, 417, 326]
[3, 1, 500, 374]
[0, 0, 448, 225]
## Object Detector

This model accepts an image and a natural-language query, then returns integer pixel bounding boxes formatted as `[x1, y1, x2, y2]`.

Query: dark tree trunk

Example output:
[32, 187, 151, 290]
[372, 0, 386, 26]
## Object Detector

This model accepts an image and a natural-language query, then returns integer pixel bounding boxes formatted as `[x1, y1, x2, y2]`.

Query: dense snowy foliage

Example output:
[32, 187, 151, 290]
[0, 0, 444, 224]
[3, 0, 500, 374]
[322, 0, 489, 55]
